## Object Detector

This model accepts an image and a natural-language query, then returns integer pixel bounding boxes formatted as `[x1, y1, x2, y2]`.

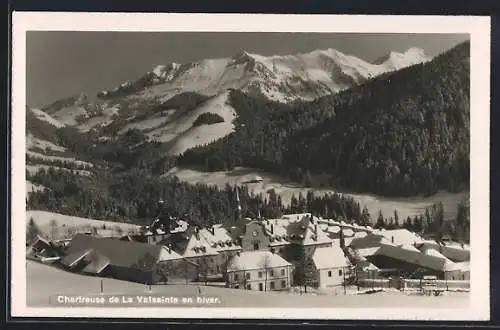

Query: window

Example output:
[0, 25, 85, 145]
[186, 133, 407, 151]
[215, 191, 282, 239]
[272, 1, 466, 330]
[258, 271, 263, 279]
[259, 283, 264, 291]
[246, 273, 250, 280]
[216, 265, 220, 273]
[338, 269, 343, 276]
[234, 273, 239, 281]
[269, 270, 274, 277]
[281, 269, 285, 276]
[246, 284, 251, 290]
[281, 280, 286, 288]
[270, 281, 275, 290]
[253, 243, 259, 250]
[328, 271, 332, 277]
[462, 274, 465, 280]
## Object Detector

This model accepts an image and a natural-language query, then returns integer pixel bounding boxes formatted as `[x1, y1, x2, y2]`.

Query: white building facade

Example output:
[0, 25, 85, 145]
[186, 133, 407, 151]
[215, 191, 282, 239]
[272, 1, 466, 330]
[226, 251, 292, 291]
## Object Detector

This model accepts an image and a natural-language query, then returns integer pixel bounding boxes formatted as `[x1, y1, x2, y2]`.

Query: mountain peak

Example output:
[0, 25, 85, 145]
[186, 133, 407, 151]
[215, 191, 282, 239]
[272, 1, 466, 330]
[373, 47, 428, 66]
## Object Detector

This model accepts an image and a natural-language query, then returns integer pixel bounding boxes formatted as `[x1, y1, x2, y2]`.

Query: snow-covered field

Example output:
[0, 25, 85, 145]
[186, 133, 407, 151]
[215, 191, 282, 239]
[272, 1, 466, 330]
[51, 105, 89, 126]
[27, 261, 468, 309]
[29, 108, 65, 128]
[164, 166, 466, 221]
[26, 210, 140, 239]
[26, 134, 67, 153]
[26, 181, 47, 194]
[147, 91, 237, 154]
[26, 165, 92, 177]
[26, 150, 93, 168]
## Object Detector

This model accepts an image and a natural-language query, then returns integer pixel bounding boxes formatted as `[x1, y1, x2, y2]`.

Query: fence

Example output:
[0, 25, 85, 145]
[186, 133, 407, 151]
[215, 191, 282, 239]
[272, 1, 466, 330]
[356, 278, 390, 289]
[357, 278, 470, 291]
[402, 279, 470, 291]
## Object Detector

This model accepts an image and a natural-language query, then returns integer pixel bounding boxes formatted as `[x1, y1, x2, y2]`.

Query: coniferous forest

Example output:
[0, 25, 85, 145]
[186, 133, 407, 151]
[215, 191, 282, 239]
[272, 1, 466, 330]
[179, 41, 470, 197]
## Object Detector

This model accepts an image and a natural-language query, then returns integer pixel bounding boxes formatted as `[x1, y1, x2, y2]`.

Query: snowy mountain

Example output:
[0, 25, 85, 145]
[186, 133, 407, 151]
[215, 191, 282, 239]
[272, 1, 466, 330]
[98, 47, 430, 104]
[29, 46, 430, 156]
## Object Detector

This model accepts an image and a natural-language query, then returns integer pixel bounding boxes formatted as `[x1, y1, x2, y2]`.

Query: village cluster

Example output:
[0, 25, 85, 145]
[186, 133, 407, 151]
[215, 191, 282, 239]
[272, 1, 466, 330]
[27, 211, 470, 295]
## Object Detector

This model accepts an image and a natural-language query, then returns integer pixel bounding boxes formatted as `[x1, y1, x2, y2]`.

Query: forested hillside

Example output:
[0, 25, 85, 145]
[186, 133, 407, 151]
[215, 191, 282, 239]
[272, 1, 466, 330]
[27, 166, 367, 227]
[178, 41, 470, 197]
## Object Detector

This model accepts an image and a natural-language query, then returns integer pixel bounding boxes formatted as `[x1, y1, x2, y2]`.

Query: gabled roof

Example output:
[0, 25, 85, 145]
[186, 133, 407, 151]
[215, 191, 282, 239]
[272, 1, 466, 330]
[302, 225, 332, 246]
[312, 246, 350, 270]
[81, 250, 110, 274]
[199, 226, 242, 252]
[227, 251, 291, 272]
[181, 232, 219, 258]
[61, 234, 168, 269]
[374, 243, 458, 272]
[418, 241, 470, 262]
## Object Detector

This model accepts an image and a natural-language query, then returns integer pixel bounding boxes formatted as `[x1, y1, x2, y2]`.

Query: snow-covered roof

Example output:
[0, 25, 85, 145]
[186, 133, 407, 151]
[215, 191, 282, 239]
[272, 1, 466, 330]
[379, 229, 425, 246]
[302, 225, 332, 246]
[158, 246, 184, 261]
[199, 226, 242, 252]
[342, 229, 355, 237]
[171, 220, 189, 233]
[182, 233, 219, 258]
[363, 263, 379, 271]
[312, 246, 349, 270]
[375, 244, 458, 272]
[353, 231, 368, 238]
[324, 225, 341, 234]
[344, 237, 355, 247]
[356, 247, 381, 258]
[227, 251, 291, 272]
[418, 241, 470, 262]
[424, 248, 447, 259]
[281, 213, 311, 221]
[400, 243, 421, 252]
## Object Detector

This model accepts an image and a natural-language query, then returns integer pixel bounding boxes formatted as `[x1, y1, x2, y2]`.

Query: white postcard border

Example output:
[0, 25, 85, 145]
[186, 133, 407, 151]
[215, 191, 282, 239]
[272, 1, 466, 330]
[11, 12, 491, 320]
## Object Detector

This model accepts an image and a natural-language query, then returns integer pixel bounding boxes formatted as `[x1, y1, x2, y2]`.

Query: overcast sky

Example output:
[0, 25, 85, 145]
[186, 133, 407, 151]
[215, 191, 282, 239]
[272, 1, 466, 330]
[26, 32, 469, 108]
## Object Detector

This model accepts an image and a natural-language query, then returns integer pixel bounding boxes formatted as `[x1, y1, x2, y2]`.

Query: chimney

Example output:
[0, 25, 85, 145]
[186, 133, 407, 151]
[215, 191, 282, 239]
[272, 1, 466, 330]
[271, 224, 274, 234]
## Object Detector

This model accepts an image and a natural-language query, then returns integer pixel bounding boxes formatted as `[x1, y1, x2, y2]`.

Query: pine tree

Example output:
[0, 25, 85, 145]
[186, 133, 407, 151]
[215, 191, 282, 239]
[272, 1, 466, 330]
[375, 210, 385, 229]
[26, 217, 40, 245]
[360, 206, 371, 226]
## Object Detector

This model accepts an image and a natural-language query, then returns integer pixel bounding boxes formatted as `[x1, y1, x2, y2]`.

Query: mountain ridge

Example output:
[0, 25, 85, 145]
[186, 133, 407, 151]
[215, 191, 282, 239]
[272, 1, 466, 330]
[96, 46, 430, 103]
